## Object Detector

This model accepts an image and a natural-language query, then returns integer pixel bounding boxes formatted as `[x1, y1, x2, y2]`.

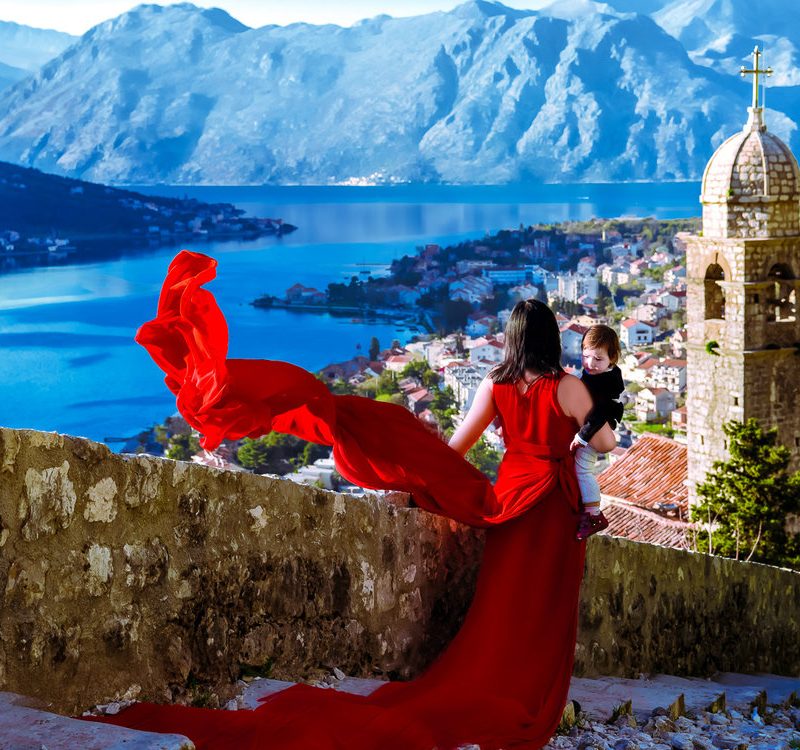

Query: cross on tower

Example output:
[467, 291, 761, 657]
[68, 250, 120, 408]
[740, 45, 773, 110]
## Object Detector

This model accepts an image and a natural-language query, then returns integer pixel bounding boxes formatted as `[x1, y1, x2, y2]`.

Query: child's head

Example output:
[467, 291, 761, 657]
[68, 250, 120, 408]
[581, 324, 620, 375]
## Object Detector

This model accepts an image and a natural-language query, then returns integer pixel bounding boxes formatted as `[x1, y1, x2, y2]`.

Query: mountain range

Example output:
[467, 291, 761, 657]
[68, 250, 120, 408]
[0, 0, 797, 185]
[0, 21, 76, 89]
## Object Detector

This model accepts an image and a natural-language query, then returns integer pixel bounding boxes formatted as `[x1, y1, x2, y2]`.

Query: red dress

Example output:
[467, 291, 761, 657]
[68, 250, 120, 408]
[97, 251, 586, 749]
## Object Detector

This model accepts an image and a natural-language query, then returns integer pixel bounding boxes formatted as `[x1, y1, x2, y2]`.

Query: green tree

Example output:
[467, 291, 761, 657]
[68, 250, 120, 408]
[442, 299, 473, 331]
[238, 432, 306, 474]
[369, 336, 381, 361]
[328, 378, 355, 395]
[400, 359, 441, 388]
[376, 369, 400, 397]
[421, 369, 440, 389]
[153, 423, 169, 448]
[301, 441, 329, 467]
[400, 359, 428, 380]
[466, 436, 503, 482]
[375, 392, 405, 406]
[165, 433, 201, 461]
[692, 419, 800, 567]
[429, 386, 458, 432]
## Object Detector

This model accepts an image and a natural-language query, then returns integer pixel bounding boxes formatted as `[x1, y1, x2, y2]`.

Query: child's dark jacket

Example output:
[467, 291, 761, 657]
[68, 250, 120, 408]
[578, 365, 625, 443]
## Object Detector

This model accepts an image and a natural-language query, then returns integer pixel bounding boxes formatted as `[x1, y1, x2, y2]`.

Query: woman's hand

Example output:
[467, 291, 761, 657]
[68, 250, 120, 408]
[448, 376, 497, 456]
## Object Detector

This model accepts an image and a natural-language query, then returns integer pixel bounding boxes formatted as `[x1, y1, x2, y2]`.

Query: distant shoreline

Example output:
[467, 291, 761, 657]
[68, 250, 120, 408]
[252, 296, 433, 332]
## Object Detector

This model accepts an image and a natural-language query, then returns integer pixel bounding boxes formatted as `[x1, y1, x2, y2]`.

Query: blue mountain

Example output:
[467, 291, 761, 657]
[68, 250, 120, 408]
[0, 1, 793, 185]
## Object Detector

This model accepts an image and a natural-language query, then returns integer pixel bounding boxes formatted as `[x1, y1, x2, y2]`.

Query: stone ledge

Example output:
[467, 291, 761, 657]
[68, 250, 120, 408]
[0, 692, 194, 750]
[1, 428, 799, 715]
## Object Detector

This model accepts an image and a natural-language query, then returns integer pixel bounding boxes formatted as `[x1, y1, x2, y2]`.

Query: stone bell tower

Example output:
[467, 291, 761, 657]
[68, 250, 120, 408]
[685, 47, 800, 503]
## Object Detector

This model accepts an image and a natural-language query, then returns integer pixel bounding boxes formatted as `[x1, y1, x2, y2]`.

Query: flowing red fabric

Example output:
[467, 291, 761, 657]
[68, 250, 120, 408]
[98, 250, 586, 749]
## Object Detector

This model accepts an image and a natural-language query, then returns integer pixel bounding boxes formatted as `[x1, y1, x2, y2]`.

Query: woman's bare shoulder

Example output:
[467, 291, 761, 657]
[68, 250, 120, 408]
[557, 373, 582, 392]
[556, 373, 588, 416]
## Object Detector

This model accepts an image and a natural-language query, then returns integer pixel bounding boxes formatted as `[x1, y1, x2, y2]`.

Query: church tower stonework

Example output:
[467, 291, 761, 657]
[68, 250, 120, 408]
[685, 48, 800, 503]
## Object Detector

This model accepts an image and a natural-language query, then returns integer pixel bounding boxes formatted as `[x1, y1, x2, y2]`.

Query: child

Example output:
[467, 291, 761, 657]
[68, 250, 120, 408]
[570, 324, 626, 540]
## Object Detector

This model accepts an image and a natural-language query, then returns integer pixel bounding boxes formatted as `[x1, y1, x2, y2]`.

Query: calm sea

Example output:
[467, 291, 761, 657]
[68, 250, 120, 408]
[0, 182, 700, 445]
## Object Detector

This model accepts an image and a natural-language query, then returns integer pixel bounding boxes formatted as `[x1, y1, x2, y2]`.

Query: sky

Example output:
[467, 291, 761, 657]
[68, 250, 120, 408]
[1, 0, 555, 35]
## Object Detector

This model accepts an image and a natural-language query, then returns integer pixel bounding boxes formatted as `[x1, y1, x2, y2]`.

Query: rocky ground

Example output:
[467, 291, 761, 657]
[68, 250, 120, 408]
[543, 704, 800, 750]
[6, 671, 799, 749]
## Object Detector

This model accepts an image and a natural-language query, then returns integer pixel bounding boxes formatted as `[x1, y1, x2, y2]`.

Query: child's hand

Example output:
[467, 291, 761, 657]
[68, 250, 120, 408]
[569, 436, 583, 453]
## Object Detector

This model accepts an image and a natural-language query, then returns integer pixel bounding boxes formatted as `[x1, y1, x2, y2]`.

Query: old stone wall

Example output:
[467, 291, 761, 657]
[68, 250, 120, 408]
[1, 428, 799, 715]
[683, 232, 800, 500]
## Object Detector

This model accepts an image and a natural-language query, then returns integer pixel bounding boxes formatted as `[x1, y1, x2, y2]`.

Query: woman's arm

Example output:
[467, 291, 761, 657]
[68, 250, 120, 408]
[557, 374, 616, 453]
[448, 376, 497, 456]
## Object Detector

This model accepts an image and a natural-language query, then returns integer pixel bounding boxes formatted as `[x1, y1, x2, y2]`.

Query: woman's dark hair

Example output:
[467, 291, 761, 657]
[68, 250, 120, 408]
[491, 299, 563, 383]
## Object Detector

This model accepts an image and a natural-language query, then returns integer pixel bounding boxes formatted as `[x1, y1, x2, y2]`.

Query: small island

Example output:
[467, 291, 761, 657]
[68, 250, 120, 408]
[0, 161, 296, 272]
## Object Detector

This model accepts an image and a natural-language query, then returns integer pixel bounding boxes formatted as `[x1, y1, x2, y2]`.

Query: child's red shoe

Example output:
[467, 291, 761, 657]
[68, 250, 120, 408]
[576, 510, 609, 541]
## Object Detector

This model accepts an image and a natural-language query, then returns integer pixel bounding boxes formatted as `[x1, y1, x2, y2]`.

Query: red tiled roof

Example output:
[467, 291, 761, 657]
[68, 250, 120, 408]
[659, 358, 687, 368]
[622, 318, 655, 328]
[560, 323, 589, 334]
[598, 433, 688, 515]
[599, 501, 694, 550]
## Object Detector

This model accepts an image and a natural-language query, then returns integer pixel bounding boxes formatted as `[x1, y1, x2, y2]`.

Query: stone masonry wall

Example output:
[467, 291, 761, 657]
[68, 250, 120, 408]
[684, 232, 800, 498]
[1, 428, 799, 716]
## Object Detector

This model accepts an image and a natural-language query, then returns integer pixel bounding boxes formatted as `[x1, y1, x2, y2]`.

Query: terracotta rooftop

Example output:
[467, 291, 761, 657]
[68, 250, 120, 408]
[560, 323, 589, 335]
[599, 501, 693, 550]
[598, 433, 688, 516]
[622, 318, 656, 328]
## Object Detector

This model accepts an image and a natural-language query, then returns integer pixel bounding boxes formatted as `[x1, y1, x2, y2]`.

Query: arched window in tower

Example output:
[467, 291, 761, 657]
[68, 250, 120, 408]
[704, 263, 726, 320]
[766, 263, 796, 322]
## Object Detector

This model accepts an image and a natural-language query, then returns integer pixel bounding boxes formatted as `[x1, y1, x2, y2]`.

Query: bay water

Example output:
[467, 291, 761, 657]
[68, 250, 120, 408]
[0, 182, 700, 445]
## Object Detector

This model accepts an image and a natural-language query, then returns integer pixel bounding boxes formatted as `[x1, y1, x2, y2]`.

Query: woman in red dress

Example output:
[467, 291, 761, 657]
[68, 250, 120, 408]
[100, 252, 615, 749]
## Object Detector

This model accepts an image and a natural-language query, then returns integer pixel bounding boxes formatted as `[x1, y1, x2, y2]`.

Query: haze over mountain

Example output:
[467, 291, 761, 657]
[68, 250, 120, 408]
[0, 21, 78, 92]
[0, 20, 77, 72]
[653, 0, 800, 86]
[0, 1, 794, 185]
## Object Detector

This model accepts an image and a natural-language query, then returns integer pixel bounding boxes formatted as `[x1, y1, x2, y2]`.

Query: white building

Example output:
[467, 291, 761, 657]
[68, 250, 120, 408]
[508, 283, 540, 303]
[443, 363, 485, 411]
[557, 271, 599, 303]
[284, 456, 336, 490]
[633, 303, 668, 324]
[469, 339, 504, 364]
[635, 388, 676, 422]
[482, 266, 536, 284]
[465, 315, 498, 337]
[450, 276, 494, 303]
[620, 318, 656, 348]
[560, 322, 589, 362]
[646, 358, 687, 393]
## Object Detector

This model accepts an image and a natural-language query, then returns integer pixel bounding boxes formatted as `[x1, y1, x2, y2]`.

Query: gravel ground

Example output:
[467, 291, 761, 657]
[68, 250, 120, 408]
[542, 704, 800, 750]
